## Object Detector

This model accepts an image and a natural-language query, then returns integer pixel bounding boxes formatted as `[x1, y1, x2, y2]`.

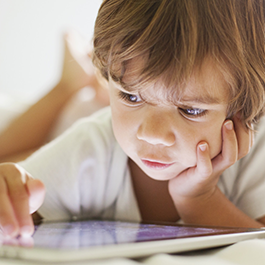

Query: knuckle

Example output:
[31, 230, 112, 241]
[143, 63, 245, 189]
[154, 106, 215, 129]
[225, 156, 237, 167]
[0, 163, 22, 177]
[10, 187, 29, 202]
[0, 163, 27, 186]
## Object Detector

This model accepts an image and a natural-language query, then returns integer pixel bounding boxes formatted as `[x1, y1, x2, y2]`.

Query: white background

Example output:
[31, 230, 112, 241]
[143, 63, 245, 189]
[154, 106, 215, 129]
[0, 0, 102, 102]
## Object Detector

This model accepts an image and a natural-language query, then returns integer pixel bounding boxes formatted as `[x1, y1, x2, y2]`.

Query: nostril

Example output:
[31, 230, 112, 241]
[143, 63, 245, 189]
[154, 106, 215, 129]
[137, 129, 175, 146]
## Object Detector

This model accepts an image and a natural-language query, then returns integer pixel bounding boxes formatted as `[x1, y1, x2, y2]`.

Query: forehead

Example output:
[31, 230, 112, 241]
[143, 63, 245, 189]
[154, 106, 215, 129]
[182, 58, 229, 104]
[118, 56, 229, 105]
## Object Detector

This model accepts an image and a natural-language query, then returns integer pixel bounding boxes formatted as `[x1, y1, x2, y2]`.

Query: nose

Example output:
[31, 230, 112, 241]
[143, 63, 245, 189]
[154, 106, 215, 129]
[137, 109, 176, 146]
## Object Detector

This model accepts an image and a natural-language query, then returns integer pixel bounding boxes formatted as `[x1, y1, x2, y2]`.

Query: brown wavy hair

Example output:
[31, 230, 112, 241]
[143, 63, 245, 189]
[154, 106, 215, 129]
[93, 0, 265, 127]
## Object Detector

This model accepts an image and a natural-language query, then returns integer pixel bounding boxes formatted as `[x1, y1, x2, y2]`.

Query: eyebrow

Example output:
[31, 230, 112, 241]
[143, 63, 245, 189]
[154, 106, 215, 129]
[179, 94, 224, 105]
[111, 78, 225, 105]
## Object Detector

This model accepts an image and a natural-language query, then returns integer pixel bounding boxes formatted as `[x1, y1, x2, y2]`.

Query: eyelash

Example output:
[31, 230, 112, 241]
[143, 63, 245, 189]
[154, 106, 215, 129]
[118, 91, 142, 104]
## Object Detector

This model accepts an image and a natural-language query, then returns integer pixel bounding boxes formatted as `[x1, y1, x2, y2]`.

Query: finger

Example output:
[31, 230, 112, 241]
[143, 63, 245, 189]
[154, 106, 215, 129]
[233, 115, 252, 159]
[18, 236, 34, 247]
[196, 142, 213, 179]
[212, 120, 238, 172]
[2, 237, 19, 246]
[0, 176, 19, 237]
[26, 178, 45, 214]
[5, 168, 34, 237]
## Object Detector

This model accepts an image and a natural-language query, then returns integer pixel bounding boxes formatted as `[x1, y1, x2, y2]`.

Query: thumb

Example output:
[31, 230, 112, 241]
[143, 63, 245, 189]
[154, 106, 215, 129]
[25, 178, 45, 214]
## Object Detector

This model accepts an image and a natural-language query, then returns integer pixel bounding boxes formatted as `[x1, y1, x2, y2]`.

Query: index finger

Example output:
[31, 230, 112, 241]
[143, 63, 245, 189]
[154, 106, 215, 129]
[0, 175, 19, 237]
[7, 168, 34, 237]
[0, 164, 34, 237]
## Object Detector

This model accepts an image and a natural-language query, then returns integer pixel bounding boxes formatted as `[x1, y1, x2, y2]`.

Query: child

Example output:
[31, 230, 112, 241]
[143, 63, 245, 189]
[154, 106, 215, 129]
[1, 0, 265, 238]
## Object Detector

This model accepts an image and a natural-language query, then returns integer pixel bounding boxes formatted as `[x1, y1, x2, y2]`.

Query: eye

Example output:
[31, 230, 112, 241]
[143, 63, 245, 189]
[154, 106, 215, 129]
[180, 107, 207, 118]
[118, 91, 142, 104]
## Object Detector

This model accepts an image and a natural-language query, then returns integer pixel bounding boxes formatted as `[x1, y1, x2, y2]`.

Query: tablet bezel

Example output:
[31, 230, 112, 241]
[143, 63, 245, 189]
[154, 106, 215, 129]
[0, 219, 265, 262]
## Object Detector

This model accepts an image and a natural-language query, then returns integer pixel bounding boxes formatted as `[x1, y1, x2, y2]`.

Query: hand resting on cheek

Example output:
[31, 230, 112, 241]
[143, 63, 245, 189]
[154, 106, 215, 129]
[168, 115, 254, 223]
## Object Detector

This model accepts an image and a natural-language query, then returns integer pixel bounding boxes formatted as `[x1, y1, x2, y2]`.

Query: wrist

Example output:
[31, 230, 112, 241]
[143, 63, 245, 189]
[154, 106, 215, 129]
[170, 187, 219, 225]
[168, 179, 217, 209]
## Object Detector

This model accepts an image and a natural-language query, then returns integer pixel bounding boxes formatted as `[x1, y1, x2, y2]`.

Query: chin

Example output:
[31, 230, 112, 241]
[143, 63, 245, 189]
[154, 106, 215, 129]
[144, 169, 179, 181]
[148, 175, 173, 181]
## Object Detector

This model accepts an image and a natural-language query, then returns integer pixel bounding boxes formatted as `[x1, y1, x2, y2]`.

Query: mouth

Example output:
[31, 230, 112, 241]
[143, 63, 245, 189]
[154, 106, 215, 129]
[141, 159, 174, 170]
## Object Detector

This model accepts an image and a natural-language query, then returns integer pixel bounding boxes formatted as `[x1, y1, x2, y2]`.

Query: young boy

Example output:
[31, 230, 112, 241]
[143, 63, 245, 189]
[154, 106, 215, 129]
[1, 0, 265, 238]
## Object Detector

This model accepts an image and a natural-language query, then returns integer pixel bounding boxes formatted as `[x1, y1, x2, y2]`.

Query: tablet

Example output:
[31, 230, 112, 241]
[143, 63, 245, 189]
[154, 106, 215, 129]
[0, 219, 265, 262]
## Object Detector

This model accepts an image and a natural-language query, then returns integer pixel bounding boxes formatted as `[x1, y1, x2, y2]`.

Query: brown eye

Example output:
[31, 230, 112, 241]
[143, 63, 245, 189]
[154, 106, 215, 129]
[180, 107, 207, 117]
[128, 95, 139, 102]
[184, 108, 204, 115]
[118, 91, 142, 103]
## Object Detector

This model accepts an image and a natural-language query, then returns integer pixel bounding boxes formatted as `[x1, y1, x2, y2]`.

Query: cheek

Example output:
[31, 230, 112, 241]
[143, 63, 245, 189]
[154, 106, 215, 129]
[111, 112, 124, 143]
[110, 98, 123, 142]
[204, 124, 223, 159]
[180, 122, 223, 166]
[111, 107, 135, 149]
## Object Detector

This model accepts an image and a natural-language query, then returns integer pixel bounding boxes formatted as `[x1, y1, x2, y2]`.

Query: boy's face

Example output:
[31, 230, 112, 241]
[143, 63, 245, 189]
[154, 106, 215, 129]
[108, 58, 229, 181]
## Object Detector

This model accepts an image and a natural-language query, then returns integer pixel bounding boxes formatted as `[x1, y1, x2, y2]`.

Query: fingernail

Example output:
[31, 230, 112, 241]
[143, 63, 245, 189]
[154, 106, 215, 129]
[19, 236, 34, 247]
[3, 225, 16, 236]
[225, 120, 233, 130]
[20, 226, 33, 238]
[199, 143, 207, 152]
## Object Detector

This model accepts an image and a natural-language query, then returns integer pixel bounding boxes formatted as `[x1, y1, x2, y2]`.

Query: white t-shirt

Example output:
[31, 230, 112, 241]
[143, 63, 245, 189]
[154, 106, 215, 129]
[20, 107, 265, 221]
[20, 107, 140, 222]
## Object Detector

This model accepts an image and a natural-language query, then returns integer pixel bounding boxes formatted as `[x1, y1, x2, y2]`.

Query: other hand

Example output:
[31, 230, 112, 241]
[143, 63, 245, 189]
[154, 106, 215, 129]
[169, 115, 254, 202]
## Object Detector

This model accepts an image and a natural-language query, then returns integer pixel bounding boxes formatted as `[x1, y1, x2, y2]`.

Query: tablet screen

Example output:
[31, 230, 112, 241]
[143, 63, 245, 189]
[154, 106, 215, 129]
[29, 220, 253, 249]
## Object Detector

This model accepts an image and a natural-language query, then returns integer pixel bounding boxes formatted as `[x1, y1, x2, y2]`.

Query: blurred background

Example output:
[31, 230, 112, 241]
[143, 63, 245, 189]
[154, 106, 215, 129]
[0, 0, 102, 103]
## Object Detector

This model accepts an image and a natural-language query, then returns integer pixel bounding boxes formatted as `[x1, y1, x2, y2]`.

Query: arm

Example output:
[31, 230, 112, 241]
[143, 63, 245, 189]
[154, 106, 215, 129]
[0, 32, 100, 162]
[169, 116, 265, 228]
[172, 186, 263, 228]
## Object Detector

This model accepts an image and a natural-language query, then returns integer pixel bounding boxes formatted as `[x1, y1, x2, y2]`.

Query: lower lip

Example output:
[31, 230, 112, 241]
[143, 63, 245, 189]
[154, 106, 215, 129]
[141, 160, 174, 170]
